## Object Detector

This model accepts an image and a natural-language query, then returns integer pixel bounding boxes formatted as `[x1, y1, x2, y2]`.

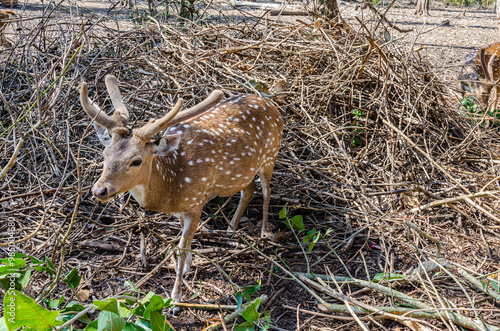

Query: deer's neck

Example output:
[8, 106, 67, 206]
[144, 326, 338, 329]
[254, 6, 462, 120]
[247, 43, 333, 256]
[130, 152, 181, 212]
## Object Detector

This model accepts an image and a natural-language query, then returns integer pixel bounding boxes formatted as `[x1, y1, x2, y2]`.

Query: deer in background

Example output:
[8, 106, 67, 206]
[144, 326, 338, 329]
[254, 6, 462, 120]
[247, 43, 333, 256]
[0, 9, 16, 48]
[80, 75, 283, 310]
[459, 43, 500, 110]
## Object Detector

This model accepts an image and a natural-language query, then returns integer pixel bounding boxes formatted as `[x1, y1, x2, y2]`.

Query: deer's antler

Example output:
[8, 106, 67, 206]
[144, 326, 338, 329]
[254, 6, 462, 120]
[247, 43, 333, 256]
[80, 75, 129, 129]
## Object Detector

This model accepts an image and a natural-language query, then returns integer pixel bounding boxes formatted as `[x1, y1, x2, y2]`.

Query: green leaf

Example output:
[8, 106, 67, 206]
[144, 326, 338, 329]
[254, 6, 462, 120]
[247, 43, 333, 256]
[119, 302, 132, 318]
[241, 298, 261, 323]
[94, 298, 120, 316]
[85, 320, 99, 331]
[144, 295, 165, 319]
[63, 268, 82, 289]
[372, 273, 405, 283]
[124, 280, 138, 293]
[4, 290, 60, 331]
[235, 321, 255, 331]
[97, 311, 125, 331]
[302, 229, 316, 244]
[124, 322, 147, 331]
[491, 280, 499, 292]
[0, 258, 26, 270]
[150, 310, 165, 331]
[131, 304, 145, 317]
[308, 231, 321, 253]
[140, 292, 155, 305]
[0, 273, 22, 291]
[20, 269, 31, 289]
[290, 215, 305, 231]
[243, 280, 261, 295]
[481, 281, 486, 291]
[24, 255, 43, 264]
[236, 292, 243, 310]
[49, 296, 65, 309]
[263, 310, 272, 323]
[135, 317, 152, 331]
[278, 208, 287, 219]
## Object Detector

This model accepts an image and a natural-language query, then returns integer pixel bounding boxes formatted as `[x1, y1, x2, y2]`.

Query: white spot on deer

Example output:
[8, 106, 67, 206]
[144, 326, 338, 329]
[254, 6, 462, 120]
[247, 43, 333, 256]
[156, 163, 160, 171]
[201, 177, 207, 182]
[197, 159, 203, 163]
[226, 170, 231, 175]
[187, 140, 193, 145]
[250, 167, 255, 171]
[205, 158, 211, 162]
[180, 152, 185, 156]
[183, 124, 190, 128]
[236, 174, 242, 177]
[188, 160, 194, 166]
[185, 177, 192, 183]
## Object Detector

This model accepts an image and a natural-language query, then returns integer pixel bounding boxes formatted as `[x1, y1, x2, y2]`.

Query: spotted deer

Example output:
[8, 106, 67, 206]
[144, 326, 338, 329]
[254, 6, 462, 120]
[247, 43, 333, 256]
[80, 75, 283, 309]
[459, 43, 500, 110]
[0, 9, 16, 48]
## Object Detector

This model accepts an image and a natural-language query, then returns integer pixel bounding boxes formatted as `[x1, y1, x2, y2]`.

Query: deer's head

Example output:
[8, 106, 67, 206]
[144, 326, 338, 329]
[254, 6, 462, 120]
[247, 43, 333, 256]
[81, 75, 223, 201]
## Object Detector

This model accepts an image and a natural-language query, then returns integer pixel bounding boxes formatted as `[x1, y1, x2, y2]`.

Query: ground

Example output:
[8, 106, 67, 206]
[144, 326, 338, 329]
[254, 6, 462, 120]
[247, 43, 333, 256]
[1, 1, 499, 331]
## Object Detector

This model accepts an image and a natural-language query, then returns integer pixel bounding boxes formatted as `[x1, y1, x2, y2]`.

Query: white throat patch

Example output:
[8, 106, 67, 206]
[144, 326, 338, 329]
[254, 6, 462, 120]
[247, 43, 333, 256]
[129, 185, 146, 206]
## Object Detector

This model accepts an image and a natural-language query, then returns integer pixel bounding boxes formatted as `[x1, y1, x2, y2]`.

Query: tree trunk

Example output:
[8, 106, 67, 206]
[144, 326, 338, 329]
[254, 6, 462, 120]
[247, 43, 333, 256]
[414, 0, 429, 16]
[323, 0, 341, 21]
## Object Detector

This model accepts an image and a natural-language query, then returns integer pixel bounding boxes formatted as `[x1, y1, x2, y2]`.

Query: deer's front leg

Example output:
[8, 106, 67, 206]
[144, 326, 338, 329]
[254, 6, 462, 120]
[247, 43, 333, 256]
[171, 212, 200, 307]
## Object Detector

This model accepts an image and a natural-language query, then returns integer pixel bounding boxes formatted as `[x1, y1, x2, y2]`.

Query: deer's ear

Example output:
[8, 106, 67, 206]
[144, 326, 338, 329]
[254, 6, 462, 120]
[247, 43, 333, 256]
[153, 134, 181, 156]
[93, 122, 112, 146]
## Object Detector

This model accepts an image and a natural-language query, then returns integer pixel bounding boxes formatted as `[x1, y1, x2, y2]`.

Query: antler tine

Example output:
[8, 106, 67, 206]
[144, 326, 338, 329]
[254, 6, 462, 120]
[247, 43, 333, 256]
[167, 90, 224, 127]
[487, 53, 498, 83]
[80, 81, 120, 130]
[105, 75, 129, 127]
[134, 99, 184, 141]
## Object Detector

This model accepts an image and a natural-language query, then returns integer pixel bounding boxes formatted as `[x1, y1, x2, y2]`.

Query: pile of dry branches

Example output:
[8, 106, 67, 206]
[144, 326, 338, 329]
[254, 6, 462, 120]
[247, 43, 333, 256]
[1, 2, 499, 330]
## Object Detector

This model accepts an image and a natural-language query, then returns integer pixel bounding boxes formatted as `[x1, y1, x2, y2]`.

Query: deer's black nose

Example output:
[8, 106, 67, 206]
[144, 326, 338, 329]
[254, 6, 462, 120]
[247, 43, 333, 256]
[93, 186, 108, 200]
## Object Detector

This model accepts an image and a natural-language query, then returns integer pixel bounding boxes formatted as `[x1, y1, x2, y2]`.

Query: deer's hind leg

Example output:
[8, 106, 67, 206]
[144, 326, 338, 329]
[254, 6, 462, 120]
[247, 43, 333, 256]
[228, 180, 256, 231]
[257, 160, 277, 237]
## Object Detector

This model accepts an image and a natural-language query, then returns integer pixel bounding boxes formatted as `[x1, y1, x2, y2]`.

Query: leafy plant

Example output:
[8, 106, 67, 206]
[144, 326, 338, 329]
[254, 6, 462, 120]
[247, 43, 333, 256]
[346, 108, 364, 148]
[458, 97, 500, 127]
[0, 254, 177, 331]
[302, 229, 321, 253]
[278, 207, 305, 232]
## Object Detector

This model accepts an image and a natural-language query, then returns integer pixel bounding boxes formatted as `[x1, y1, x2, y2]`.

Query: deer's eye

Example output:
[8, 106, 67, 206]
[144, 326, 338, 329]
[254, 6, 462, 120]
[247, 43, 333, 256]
[131, 159, 143, 167]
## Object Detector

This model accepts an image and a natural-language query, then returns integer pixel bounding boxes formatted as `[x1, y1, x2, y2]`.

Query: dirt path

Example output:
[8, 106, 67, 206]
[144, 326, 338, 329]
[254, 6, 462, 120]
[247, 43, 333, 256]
[342, 2, 499, 85]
